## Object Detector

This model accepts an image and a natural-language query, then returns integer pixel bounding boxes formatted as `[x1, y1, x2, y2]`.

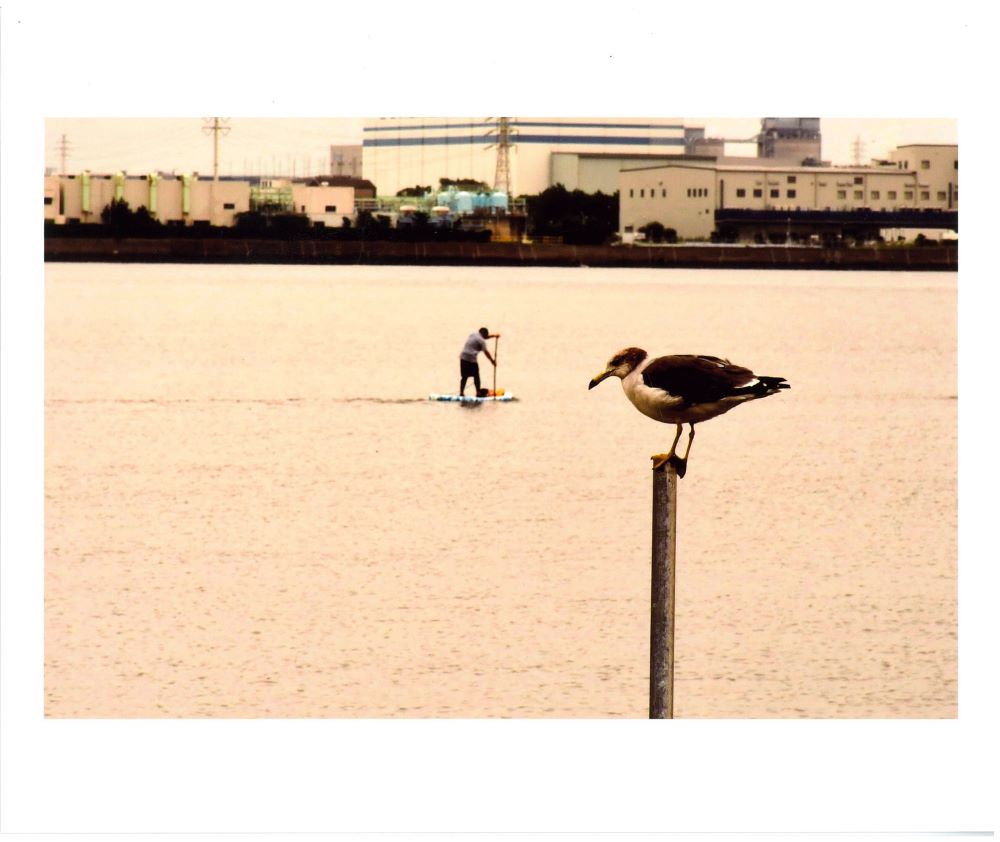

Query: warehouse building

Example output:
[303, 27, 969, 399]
[618, 143, 958, 243]
[44, 173, 370, 228]
[362, 117, 702, 197]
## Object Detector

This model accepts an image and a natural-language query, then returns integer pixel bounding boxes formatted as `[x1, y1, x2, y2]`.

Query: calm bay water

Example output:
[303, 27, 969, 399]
[44, 262, 957, 717]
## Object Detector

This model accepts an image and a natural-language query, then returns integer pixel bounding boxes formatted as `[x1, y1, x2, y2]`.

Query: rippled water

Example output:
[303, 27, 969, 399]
[44, 262, 956, 717]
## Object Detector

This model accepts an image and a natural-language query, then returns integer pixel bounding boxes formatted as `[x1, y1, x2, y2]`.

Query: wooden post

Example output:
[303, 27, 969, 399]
[649, 460, 678, 719]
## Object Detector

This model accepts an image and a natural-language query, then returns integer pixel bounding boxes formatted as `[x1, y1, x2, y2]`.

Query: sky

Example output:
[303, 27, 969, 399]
[43, 116, 957, 180]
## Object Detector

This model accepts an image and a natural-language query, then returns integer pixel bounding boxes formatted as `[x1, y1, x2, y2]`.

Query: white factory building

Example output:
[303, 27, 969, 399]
[618, 143, 958, 242]
[44, 173, 366, 228]
[362, 117, 703, 197]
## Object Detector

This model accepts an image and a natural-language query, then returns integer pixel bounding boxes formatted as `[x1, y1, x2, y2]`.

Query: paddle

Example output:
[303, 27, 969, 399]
[492, 335, 499, 395]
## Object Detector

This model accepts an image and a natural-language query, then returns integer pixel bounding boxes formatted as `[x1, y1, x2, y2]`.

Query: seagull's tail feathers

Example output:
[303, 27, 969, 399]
[737, 375, 790, 399]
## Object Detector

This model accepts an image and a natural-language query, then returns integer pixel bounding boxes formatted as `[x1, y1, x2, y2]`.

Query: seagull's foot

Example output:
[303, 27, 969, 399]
[651, 453, 687, 477]
[651, 452, 674, 471]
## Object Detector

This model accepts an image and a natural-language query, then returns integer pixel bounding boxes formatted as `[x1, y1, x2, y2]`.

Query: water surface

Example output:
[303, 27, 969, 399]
[44, 263, 957, 717]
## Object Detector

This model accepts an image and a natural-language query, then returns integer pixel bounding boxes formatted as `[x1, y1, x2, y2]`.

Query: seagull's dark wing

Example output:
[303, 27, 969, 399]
[641, 355, 757, 405]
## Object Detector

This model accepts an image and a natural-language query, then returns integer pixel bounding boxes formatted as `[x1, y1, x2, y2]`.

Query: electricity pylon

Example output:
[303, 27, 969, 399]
[202, 118, 231, 181]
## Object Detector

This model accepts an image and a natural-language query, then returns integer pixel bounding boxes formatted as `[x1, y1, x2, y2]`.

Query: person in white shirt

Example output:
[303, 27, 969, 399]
[459, 327, 499, 396]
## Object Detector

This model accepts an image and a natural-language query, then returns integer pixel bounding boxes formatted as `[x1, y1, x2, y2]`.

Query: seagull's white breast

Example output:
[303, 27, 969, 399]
[621, 364, 685, 423]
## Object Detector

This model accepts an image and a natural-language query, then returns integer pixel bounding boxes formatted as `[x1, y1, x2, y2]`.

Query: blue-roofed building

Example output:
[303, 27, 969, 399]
[362, 117, 700, 197]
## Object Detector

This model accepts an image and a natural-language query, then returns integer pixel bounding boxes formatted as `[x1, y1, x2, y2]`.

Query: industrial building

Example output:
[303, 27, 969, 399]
[361, 117, 709, 197]
[618, 143, 958, 243]
[43, 118, 956, 245]
[43, 173, 373, 228]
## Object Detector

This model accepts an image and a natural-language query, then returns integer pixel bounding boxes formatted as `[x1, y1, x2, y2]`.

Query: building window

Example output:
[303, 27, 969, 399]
[640, 189, 645, 198]
[888, 191, 897, 200]
[736, 188, 746, 198]
[936, 191, 945, 201]
[787, 175, 797, 183]
[325, 204, 337, 212]
[837, 190, 846, 199]
[753, 189, 762, 198]
[223, 202, 235, 210]
[920, 191, 930, 200]
[854, 190, 863, 200]
[629, 189, 634, 198]
[954, 160, 958, 169]
[770, 189, 779, 198]
[870, 190, 880, 200]
[854, 176, 863, 184]
[904, 190, 914, 200]
[787, 189, 796, 198]
[920, 160, 930, 169]
[44, 196, 53, 205]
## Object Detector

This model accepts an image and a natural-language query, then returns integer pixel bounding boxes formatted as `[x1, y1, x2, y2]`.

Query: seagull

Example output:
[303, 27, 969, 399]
[588, 347, 790, 476]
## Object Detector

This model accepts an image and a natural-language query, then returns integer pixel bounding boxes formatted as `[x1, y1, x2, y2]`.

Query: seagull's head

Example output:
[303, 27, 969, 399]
[589, 347, 648, 389]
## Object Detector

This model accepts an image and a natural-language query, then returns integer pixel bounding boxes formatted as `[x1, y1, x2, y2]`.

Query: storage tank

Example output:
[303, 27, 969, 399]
[454, 191, 473, 214]
[489, 191, 509, 212]
[473, 192, 490, 210]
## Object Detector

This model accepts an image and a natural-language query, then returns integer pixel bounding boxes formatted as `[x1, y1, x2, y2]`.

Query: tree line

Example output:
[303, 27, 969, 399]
[48, 185, 624, 246]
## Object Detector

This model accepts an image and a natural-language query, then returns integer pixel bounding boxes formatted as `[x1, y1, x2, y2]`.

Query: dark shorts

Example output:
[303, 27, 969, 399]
[460, 358, 479, 378]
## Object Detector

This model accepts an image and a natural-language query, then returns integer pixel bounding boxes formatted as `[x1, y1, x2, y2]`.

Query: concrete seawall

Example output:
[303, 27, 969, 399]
[44, 237, 958, 271]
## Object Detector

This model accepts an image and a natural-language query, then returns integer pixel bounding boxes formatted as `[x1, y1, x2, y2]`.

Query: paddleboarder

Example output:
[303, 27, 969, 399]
[459, 327, 500, 397]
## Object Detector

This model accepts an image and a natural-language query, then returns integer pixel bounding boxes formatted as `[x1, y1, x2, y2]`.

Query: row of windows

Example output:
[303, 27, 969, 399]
[835, 189, 947, 201]
[627, 187, 717, 199]
[736, 188, 796, 199]
[630, 184, 954, 203]
[899, 159, 958, 170]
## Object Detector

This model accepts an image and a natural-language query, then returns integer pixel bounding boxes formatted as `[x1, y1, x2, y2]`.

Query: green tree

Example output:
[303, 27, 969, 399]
[524, 184, 619, 245]
[439, 177, 490, 193]
[100, 199, 161, 234]
[397, 185, 433, 197]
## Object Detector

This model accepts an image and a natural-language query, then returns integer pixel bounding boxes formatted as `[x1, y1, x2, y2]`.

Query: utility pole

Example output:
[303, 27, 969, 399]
[57, 134, 71, 175]
[852, 135, 865, 167]
[202, 118, 230, 227]
[202, 117, 231, 181]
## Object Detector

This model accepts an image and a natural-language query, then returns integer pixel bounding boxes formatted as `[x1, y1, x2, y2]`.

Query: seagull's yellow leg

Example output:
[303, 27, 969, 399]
[672, 424, 696, 478]
[651, 424, 684, 470]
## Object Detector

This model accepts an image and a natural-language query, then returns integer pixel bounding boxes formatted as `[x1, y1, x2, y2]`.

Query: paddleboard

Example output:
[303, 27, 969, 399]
[428, 393, 516, 402]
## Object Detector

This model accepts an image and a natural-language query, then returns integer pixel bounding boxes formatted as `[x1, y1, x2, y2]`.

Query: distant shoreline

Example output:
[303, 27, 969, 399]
[44, 237, 958, 271]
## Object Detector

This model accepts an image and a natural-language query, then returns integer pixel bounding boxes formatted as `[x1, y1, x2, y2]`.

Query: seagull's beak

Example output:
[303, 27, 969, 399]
[589, 369, 612, 390]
